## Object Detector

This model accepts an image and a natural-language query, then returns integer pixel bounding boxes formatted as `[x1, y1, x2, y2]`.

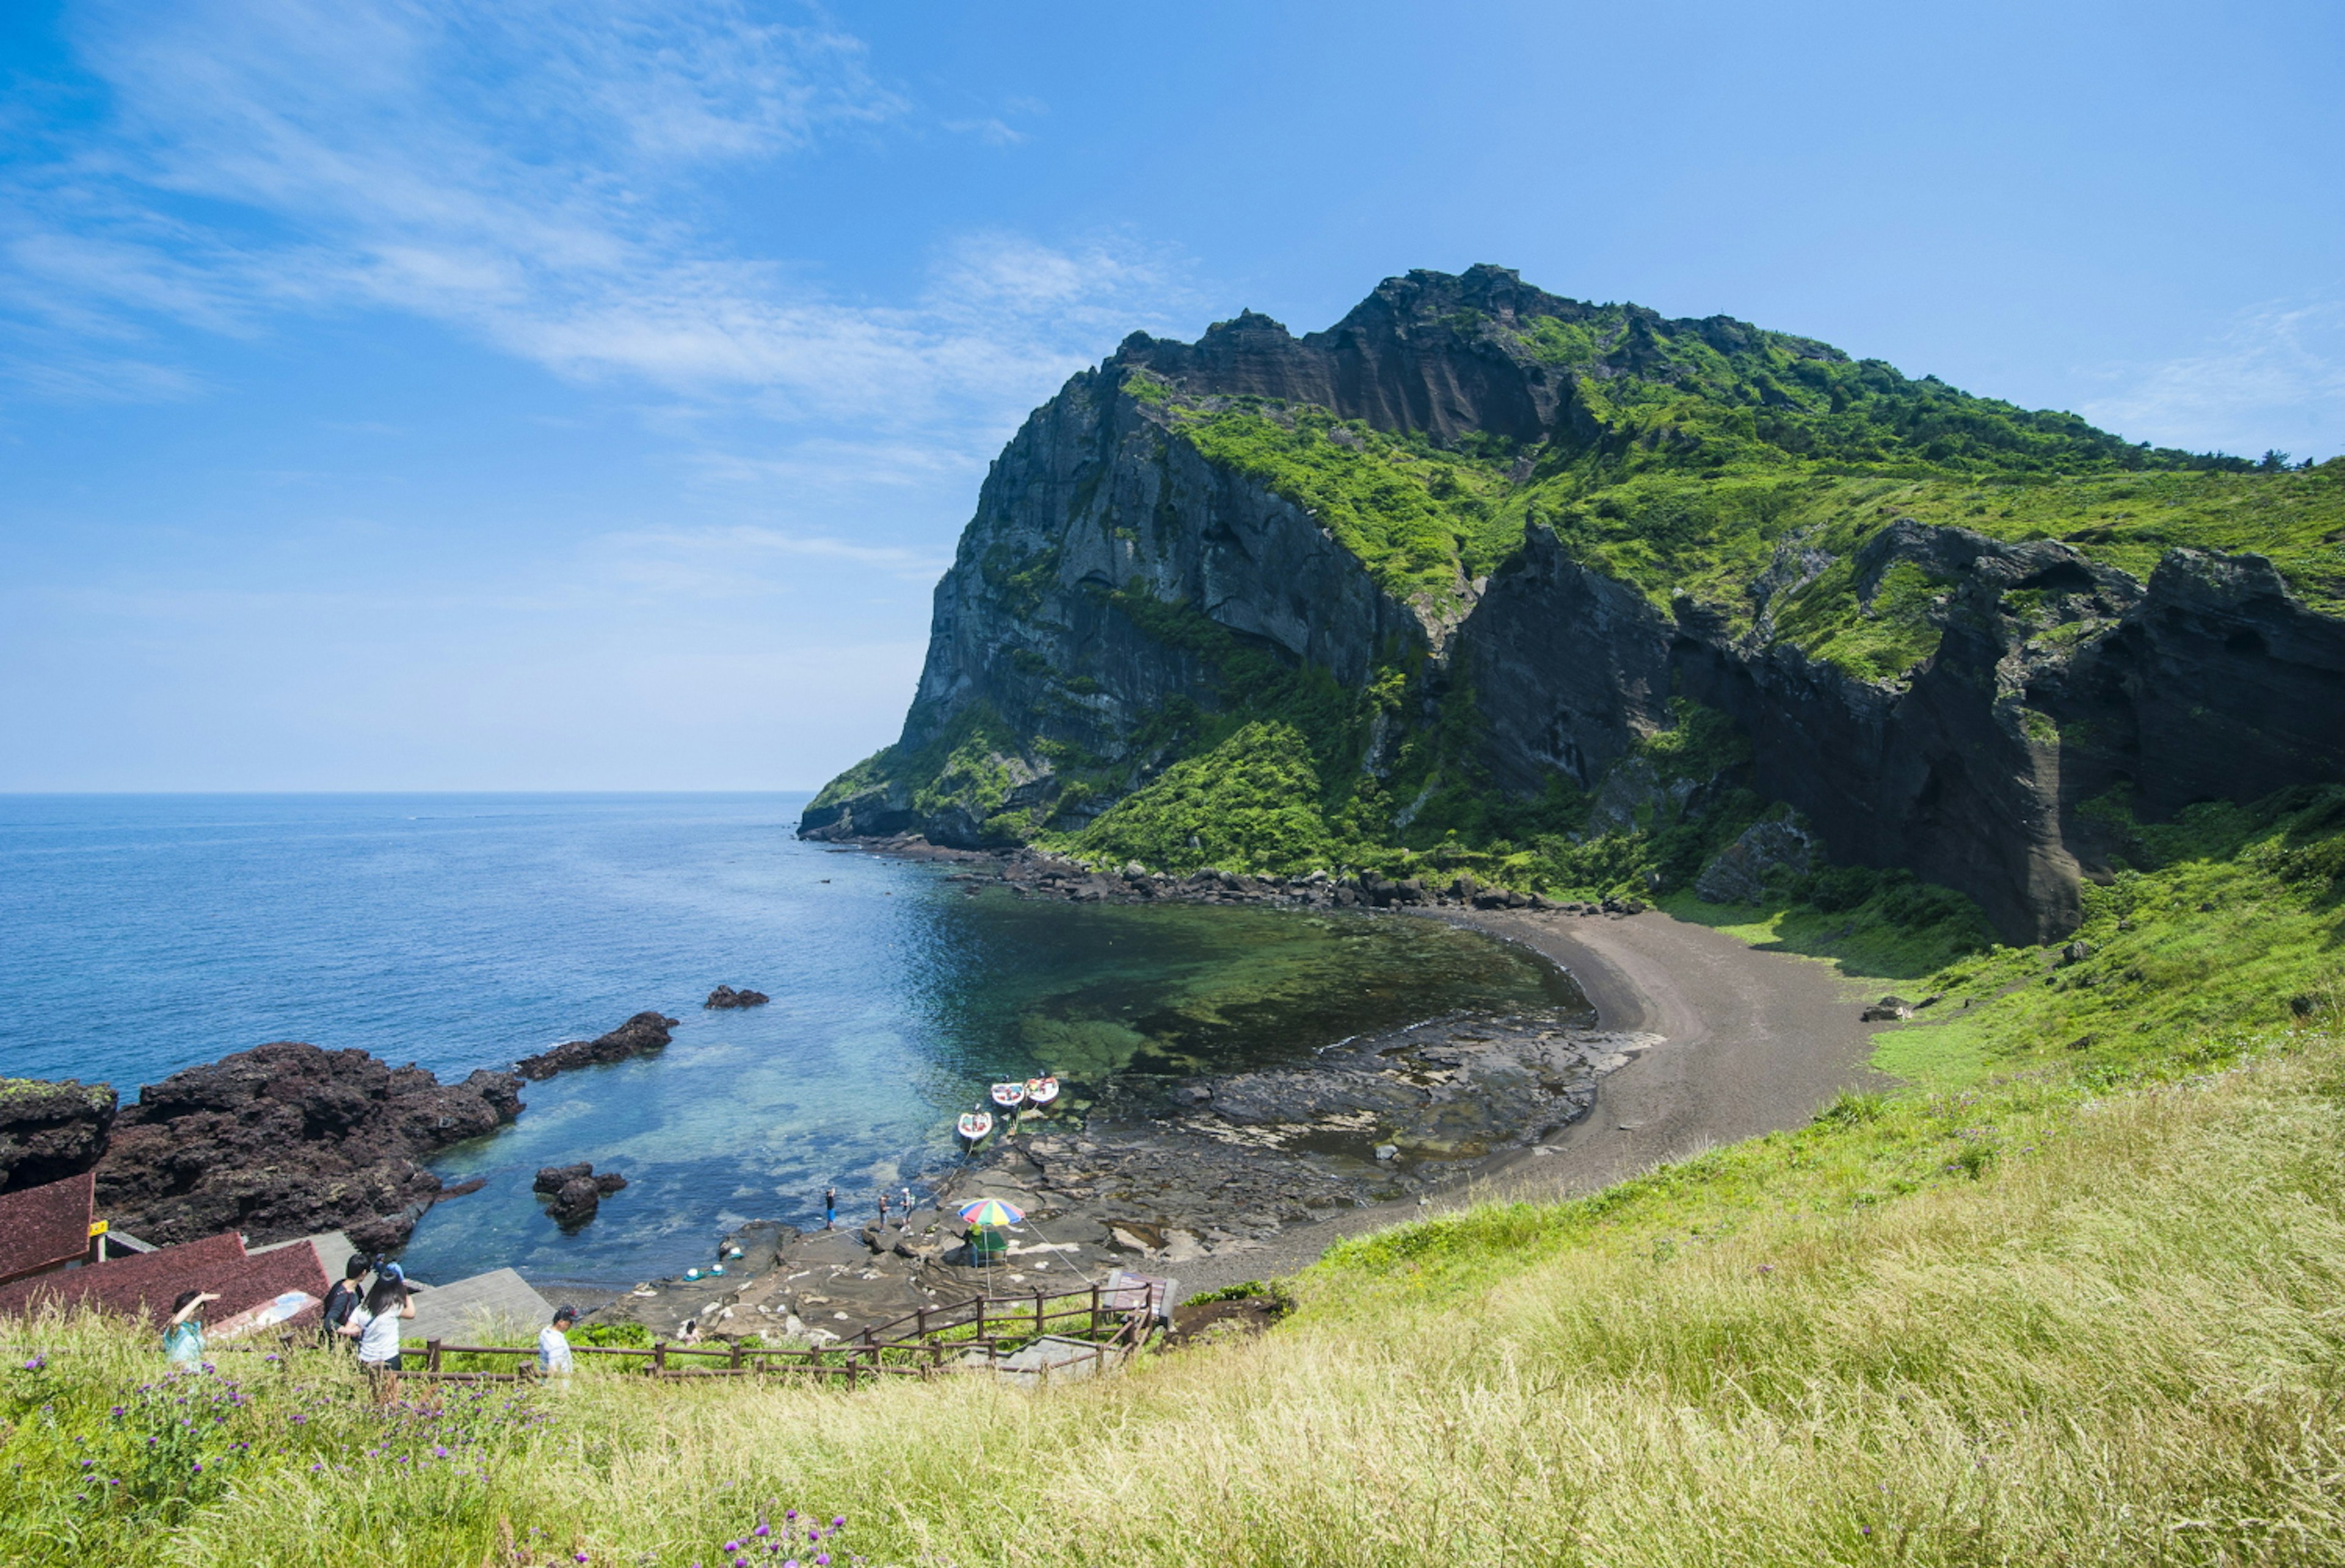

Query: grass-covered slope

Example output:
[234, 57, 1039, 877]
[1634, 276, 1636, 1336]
[8, 793, 2342, 1565]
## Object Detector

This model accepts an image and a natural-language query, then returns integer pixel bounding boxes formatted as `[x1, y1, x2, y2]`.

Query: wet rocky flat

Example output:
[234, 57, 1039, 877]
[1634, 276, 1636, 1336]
[590, 1004, 1654, 1342]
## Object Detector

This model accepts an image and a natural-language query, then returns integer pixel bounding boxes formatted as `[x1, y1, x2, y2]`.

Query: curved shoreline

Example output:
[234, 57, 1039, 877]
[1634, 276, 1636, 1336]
[1169, 905, 1894, 1294]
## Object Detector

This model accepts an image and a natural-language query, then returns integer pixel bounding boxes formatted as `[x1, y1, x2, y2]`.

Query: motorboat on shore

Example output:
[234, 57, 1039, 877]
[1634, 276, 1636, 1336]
[1023, 1075, 1060, 1109]
[957, 1111, 994, 1144]
[989, 1081, 1028, 1111]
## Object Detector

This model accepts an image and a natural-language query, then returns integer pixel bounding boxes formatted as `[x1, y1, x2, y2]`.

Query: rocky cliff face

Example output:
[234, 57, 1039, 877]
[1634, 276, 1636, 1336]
[807, 266, 2345, 943]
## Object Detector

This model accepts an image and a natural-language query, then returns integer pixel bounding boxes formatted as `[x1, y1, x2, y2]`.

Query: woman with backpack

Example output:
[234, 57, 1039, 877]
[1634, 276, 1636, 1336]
[339, 1263, 416, 1403]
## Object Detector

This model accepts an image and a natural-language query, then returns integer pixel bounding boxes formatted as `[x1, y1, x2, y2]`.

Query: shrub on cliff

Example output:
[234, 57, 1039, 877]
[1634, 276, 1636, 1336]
[1069, 721, 1336, 876]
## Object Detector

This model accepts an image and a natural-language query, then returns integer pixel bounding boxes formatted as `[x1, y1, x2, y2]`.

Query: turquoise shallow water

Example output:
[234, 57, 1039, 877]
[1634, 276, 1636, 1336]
[0, 794, 1580, 1288]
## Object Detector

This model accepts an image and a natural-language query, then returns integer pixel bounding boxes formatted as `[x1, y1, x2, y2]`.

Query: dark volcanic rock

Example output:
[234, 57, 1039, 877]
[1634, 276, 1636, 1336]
[0, 1078, 118, 1193]
[533, 1162, 627, 1229]
[704, 986, 770, 1010]
[514, 1012, 680, 1081]
[89, 1042, 523, 1249]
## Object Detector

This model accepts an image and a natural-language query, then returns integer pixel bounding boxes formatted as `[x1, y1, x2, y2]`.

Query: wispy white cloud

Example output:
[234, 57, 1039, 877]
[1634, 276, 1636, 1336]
[2083, 300, 2345, 462]
[1, 0, 1190, 429]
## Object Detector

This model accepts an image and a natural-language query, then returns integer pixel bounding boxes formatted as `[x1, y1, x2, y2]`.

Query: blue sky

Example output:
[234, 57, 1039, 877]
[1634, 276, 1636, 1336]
[2, 0, 2339, 791]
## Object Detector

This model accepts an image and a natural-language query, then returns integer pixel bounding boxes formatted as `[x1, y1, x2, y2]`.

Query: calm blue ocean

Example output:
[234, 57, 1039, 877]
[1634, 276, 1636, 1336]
[0, 794, 1574, 1289]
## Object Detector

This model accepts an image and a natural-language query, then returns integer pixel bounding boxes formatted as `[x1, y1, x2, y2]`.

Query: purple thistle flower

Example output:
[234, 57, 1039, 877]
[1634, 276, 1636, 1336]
[785, 1511, 798, 1522]
[754, 1525, 770, 1538]
[831, 1518, 845, 1529]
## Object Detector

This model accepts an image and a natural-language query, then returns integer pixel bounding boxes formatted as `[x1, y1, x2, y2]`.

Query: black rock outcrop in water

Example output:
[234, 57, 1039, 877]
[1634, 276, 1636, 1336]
[802, 265, 2345, 943]
[88, 1042, 523, 1249]
[514, 1011, 679, 1081]
[704, 986, 769, 1009]
[533, 1162, 628, 1229]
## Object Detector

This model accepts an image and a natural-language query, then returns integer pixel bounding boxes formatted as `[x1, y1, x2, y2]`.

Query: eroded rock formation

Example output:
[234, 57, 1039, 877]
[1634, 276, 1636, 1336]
[90, 1042, 523, 1249]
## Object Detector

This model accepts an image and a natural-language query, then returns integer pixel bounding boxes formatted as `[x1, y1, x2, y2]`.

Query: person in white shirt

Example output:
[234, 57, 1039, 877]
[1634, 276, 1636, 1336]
[340, 1263, 416, 1404]
[537, 1305, 578, 1379]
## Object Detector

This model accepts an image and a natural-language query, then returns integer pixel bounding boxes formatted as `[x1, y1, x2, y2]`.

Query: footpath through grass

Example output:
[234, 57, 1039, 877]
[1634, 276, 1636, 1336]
[4, 791, 2342, 1567]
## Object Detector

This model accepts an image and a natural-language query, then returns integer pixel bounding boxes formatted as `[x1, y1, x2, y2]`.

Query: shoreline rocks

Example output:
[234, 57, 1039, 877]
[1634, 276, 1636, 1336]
[591, 1001, 1657, 1345]
[0, 1077, 118, 1193]
[514, 1012, 679, 1081]
[534, 1162, 628, 1229]
[704, 985, 771, 1010]
[889, 839, 1649, 918]
[89, 1040, 525, 1250]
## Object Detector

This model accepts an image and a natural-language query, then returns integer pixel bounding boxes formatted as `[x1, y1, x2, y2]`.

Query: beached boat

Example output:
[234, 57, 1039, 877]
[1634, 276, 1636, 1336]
[989, 1081, 1028, 1110]
[956, 1111, 994, 1143]
[1023, 1075, 1060, 1108]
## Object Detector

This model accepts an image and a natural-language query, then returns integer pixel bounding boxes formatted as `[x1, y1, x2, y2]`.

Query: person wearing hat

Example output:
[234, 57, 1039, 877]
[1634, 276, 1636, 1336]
[537, 1304, 579, 1381]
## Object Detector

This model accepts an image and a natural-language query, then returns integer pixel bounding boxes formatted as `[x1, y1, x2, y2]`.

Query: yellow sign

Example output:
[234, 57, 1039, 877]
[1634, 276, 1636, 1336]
[88, 1220, 109, 1237]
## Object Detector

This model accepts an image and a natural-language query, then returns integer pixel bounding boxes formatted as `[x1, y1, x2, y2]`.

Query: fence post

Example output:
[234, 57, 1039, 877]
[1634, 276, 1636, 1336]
[916, 1306, 928, 1341]
[1034, 1289, 1045, 1337]
[975, 1297, 985, 1338]
[426, 1340, 442, 1374]
[1089, 1283, 1101, 1335]
[653, 1341, 667, 1376]
[730, 1340, 742, 1371]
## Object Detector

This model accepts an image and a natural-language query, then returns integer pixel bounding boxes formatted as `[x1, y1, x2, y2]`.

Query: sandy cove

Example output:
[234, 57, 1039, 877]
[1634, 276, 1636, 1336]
[593, 898, 1893, 1341]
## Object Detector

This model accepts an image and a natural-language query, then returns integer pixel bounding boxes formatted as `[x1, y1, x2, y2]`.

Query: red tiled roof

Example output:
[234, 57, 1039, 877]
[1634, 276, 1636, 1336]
[0, 1171, 94, 1286]
[0, 1228, 330, 1332]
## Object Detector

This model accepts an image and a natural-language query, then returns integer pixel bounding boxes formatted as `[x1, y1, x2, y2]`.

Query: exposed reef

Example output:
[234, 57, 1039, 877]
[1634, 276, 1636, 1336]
[514, 1012, 679, 1081]
[534, 1162, 629, 1229]
[89, 1041, 524, 1250]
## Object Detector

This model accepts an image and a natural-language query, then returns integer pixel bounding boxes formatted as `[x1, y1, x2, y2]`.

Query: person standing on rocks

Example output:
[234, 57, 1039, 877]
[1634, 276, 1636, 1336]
[163, 1288, 220, 1368]
[341, 1263, 416, 1404]
[824, 1187, 837, 1230]
[320, 1254, 369, 1348]
[877, 1190, 890, 1228]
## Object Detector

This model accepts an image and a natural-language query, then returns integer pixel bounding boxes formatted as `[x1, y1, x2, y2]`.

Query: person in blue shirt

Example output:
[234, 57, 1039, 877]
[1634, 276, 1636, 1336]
[162, 1288, 219, 1367]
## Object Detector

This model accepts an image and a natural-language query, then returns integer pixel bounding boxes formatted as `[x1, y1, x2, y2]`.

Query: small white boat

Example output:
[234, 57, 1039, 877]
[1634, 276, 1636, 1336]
[1023, 1075, 1060, 1108]
[957, 1111, 994, 1143]
[989, 1081, 1028, 1110]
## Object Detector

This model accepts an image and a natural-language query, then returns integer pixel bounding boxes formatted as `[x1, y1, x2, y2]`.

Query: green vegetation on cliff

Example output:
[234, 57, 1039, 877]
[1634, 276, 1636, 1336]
[1499, 302, 2239, 479]
[1174, 404, 1522, 612]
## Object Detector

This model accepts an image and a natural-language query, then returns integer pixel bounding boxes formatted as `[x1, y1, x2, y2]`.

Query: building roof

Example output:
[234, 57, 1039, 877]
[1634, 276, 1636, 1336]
[0, 1170, 94, 1286]
[0, 1227, 330, 1332]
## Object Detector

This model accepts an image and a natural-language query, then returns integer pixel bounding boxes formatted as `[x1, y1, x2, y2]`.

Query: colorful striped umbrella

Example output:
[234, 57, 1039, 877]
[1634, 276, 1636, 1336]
[958, 1197, 1025, 1228]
